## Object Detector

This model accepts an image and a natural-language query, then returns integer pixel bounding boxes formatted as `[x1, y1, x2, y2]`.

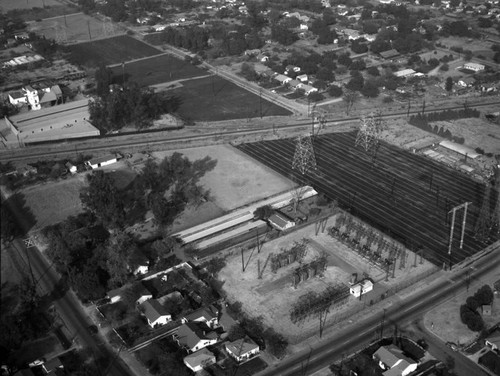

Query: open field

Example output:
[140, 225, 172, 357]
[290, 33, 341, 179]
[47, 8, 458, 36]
[65, 35, 161, 67]
[153, 145, 295, 212]
[20, 174, 87, 229]
[28, 13, 125, 46]
[170, 75, 293, 121]
[0, 0, 62, 12]
[109, 53, 207, 85]
[219, 221, 434, 343]
[236, 132, 498, 267]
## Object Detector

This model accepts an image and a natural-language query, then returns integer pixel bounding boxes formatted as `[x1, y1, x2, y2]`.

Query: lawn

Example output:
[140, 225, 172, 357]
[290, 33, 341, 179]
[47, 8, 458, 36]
[65, 35, 162, 67]
[109, 53, 207, 86]
[170, 75, 293, 121]
[0, 0, 63, 12]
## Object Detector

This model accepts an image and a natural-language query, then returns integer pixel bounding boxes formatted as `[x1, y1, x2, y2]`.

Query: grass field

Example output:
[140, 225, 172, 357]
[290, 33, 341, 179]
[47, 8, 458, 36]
[171, 75, 293, 121]
[20, 175, 87, 229]
[66, 35, 162, 67]
[109, 53, 207, 86]
[0, 0, 62, 12]
[28, 12, 118, 45]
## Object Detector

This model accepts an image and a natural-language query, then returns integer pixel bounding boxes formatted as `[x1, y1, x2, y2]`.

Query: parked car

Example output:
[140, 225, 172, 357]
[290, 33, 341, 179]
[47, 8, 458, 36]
[446, 342, 459, 351]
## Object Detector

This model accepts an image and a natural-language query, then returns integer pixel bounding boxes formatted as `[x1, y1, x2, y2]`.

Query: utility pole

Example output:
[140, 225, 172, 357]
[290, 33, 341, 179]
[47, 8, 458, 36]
[380, 308, 386, 339]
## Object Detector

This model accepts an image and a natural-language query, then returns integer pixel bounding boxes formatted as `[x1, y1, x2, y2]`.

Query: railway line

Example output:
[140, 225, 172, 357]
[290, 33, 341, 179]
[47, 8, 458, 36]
[236, 132, 494, 267]
[0, 99, 499, 163]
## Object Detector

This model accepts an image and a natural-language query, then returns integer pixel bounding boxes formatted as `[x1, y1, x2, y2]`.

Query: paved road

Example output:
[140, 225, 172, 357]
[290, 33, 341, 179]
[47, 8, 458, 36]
[256, 242, 500, 376]
[9, 237, 134, 376]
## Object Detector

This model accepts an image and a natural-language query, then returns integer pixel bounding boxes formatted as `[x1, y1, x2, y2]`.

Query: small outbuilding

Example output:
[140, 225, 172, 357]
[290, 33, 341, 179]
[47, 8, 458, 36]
[85, 154, 118, 169]
[350, 278, 374, 297]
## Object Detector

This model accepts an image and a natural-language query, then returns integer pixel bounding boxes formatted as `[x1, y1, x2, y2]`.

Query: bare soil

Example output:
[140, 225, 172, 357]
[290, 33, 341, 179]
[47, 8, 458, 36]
[219, 217, 435, 344]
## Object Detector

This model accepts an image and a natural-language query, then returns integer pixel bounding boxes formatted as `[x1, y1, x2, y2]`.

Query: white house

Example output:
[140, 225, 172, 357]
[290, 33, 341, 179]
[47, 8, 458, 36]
[152, 24, 167, 32]
[135, 285, 153, 305]
[296, 74, 308, 82]
[300, 84, 318, 95]
[350, 278, 374, 297]
[274, 74, 292, 85]
[183, 348, 216, 372]
[139, 299, 171, 328]
[128, 250, 149, 276]
[457, 76, 475, 88]
[463, 62, 485, 72]
[85, 155, 118, 169]
[268, 212, 295, 231]
[41, 357, 64, 375]
[226, 337, 260, 363]
[174, 322, 218, 353]
[182, 305, 219, 329]
[485, 330, 500, 352]
[373, 345, 418, 376]
[8, 91, 27, 106]
[24, 85, 40, 110]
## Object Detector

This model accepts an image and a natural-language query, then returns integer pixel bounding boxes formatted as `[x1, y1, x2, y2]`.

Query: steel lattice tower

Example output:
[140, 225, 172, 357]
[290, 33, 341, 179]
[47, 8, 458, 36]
[355, 112, 383, 153]
[292, 135, 317, 175]
[474, 183, 492, 242]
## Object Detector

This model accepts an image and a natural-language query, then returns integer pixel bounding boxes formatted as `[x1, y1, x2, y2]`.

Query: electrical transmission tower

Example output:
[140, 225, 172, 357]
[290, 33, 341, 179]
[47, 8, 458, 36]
[355, 112, 384, 153]
[292, 135, 317, 175]
[475, 166, 500, 241]
[474, 183, 492, 242]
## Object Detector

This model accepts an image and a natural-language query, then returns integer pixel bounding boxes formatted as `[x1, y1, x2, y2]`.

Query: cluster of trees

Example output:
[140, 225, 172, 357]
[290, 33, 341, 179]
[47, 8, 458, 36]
[267, 0, 324, 13]
[460, 285, 493, 332]
[42, 153, 215, 300]
[228, 302, 289, 359]
[148, 26, 209, 52]
[90, 70, 181, 131]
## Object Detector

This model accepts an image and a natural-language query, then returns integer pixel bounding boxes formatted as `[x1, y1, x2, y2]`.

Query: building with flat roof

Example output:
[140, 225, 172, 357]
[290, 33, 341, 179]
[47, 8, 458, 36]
[0, 99, 100, 148]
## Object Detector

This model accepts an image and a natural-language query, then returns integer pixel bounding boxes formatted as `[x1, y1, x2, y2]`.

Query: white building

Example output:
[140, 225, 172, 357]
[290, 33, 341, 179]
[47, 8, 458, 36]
[85, 155, 118, 169]
[350, 279, 374, 297]
[226, 337, 260, 363]
[183, 348, 216, 372]
[268, 212, 295, 231]
[373, 345, 418, 376]
[139, 299, 172, 328]
[463, 62, 485, 72]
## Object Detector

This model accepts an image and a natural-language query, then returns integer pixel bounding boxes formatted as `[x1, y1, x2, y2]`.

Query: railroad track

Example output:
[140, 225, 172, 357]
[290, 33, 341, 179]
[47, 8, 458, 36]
[1, 99, 499, 163]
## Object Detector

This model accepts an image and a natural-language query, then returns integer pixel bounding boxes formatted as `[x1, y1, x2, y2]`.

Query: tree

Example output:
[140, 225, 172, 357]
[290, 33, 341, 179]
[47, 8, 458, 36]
[346, 71, 364, 91]
[445, 76, 454, 92]
[95, 64, 113, 97]
[241, 62, 258, 81]
[0, 203, 20, 242]
[343, 89, 359, 115]
[328, 85, 343, 97]
[254, 205, 274, 220]
[361, 80, 379, 97]
[264, 328, 288, 359]
[228, 325, 246, 341]
[367, 66, 380, 76]
[80, 171, 126, 228]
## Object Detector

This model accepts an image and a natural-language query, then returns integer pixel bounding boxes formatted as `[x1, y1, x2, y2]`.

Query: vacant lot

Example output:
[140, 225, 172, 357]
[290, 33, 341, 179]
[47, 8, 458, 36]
[109, 53, 207, 86]
[66, 35, 161, 67]
[171, 75, 293, 121]
[220, 220, 434, 344]
[20, 174, 87, 229]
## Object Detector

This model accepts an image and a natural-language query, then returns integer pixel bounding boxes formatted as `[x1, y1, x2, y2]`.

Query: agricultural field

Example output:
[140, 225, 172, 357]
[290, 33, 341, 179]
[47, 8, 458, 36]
[65, 35, 162, 67]
[170, 75, 293, 121]
[219, 221, 434, 343]
[28, 13, 125, 46]
[0, 0, 63, 12]
[236, 132, 497, 267]
[109, 53, 207, 86]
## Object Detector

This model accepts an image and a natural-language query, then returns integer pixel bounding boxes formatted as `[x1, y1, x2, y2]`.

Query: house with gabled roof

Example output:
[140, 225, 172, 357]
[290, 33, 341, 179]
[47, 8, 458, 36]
[174, 322, 219, 353]
[182, 305, 219, 329]
[225, 337, 260, 363]
[183, 348, 216, 372]
[139, 299, 171, 328]
[42, 357, 64, 375]
[274, 74, 292, 85]
[373, 344, 418, 376]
